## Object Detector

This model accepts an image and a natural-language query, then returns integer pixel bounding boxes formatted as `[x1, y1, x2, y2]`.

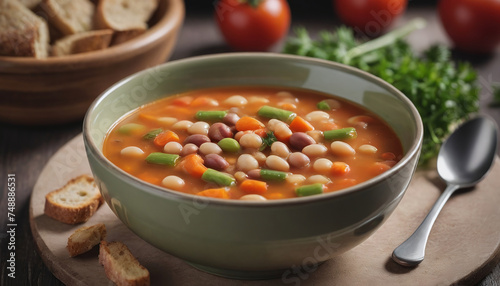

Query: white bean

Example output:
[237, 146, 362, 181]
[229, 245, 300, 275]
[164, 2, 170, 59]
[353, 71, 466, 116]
[286, 174, 306, 185]
[157, 117, 178, 126]
[302, 144, 328, 157]
[162, 175, 185, 190]
[239, 133, 263, 149]
[276, 91, 294, 98]
[313, 158, 333, 173]
[240, 194, 267, 201]
[172, 120, 193, 131]
[305, 111, 330, 122]
[188, 121, 210, 135]
[252, 151, 267, 164]
[163, 142, 183, 154]
[199, 142, 222, 155]
[237, 154, 259, 172]
[330, 141, 356, 156]
[306, 130, 323, 143]
[307, 175, 330, 184]
[248, 96, 269, 105]
[271, 141, 290, 158]
[120, 146, 144, 157]
[224, 95, 248, 107]
[266, 155, 290, 172]
[288, 152, 310, 168]
[234, 171, 248, 182]
[358, 144, 378, 155]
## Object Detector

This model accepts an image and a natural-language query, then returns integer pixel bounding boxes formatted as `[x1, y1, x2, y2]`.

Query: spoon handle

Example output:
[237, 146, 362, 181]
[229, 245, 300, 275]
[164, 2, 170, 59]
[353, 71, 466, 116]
[392, 183, 460, 266]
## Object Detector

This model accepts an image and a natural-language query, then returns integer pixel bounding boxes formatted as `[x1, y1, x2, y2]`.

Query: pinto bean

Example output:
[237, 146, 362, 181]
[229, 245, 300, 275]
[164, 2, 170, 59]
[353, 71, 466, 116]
[184, 134, 210, 146]
[223, 112, 240, 126]
[204, 154, 229, 170]
[179, 143, 198, 156]
[208, 122, 233, 142]
[289, 132, 316, 150]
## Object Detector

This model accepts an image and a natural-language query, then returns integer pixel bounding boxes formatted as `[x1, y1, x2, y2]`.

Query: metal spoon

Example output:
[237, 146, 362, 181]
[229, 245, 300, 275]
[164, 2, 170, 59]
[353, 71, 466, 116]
[392, 115, 498, 267]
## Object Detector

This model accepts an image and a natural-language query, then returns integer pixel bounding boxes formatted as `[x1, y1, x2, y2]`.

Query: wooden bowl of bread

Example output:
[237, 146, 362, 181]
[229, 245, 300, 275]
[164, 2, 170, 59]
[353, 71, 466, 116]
[0, 0, 184, 125]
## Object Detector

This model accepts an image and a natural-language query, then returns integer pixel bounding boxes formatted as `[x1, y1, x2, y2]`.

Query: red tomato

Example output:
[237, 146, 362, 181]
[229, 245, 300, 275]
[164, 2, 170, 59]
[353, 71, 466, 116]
[334, 0, 408, 36]
[439, 0, 500, 54]
[214, 0, 291, 51]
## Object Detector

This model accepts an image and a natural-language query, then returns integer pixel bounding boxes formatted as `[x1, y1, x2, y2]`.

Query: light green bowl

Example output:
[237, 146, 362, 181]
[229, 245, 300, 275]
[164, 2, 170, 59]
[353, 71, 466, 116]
[83, 53, 423, 279]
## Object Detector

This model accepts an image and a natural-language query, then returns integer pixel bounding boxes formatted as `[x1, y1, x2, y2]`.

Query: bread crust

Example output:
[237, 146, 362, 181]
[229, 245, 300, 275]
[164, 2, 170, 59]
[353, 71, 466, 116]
[95, 0, 158, 31]
[67, 223, 106, 257]
[44, 175, 103, 224]
[40, 0, 95, 35]
[99, 241, 150, 286]
[52, 29, 113, 56]
[0, 0, 49, 58]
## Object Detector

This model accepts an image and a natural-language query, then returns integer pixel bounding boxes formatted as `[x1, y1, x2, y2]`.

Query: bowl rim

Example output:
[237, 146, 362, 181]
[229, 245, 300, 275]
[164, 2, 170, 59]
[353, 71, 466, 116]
[83, 52, 424, 207]
[0, 0, 184, 70]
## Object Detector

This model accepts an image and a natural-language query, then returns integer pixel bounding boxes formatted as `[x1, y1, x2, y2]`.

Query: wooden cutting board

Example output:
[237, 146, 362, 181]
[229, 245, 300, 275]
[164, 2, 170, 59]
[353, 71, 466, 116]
[30, 134, 500, 286]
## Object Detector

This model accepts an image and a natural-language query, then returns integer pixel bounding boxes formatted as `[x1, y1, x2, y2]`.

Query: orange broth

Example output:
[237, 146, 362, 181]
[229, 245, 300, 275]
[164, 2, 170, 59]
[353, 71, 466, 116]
[103, 86, 403, 200]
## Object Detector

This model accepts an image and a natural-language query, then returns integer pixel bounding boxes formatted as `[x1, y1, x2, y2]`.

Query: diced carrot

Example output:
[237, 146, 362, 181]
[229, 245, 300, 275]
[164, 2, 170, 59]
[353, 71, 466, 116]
[235, 116, 265, 131]
[331, 162, 350, 176]
[153, 130, 180, 147]
[289, 116, 314, 133]
[279, 103, 297, 111]
[164, 106, 192, 117]
[138, 113, 158, 123]
[253, 128, 267, 137]
[369, 162, 392, 176]
[197, 188, 230, 199]
[172, 96, 193, 106]
[381, 152, 396, 160]
[190, 96, 218, 107]
[240, 179, 268, 195]
[179, 154, 207, 178]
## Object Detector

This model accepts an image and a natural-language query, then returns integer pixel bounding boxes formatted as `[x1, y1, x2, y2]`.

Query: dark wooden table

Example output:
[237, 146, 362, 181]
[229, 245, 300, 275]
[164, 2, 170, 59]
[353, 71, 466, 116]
[1, 1, 499, 285]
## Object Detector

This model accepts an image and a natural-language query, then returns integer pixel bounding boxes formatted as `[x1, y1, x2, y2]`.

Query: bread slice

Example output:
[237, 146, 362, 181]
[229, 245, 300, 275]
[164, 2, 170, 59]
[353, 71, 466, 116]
[0, 0, 49, 58]
[52, 29, 113, 56]
[95, 0, 158, 31]
[40, 0, 95, 35]
[111, 27, 146, 45]
[44, 175, 103, 224]
[67, 223, 106, 257]
[99, 241, 150, 286]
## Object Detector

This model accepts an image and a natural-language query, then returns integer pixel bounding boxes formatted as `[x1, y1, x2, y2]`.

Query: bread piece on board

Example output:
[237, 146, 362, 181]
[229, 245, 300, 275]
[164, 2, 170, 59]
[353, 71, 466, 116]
[95, 0, 158, 31]
[40, 0, 95, 35]
[44, 175, 103, 224]
[99, 241, 150, 286]
[67, 223, 106, 257]
[52, 29, 113, 56]
[0, 0, 49, 58]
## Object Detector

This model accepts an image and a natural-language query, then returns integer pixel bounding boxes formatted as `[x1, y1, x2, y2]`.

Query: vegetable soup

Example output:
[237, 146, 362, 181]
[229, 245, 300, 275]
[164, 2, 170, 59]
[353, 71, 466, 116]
[103, 87, 403, 200]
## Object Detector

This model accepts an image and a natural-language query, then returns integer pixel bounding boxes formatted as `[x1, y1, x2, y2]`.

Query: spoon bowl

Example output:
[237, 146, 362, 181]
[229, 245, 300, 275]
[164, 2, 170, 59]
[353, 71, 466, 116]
[392, 115, 498, 267]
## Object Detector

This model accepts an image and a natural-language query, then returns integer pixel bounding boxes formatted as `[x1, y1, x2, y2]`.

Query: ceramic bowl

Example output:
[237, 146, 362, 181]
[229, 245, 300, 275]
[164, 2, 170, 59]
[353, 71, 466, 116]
[83, 53, 423, 279]
[0, 0, 184, 125]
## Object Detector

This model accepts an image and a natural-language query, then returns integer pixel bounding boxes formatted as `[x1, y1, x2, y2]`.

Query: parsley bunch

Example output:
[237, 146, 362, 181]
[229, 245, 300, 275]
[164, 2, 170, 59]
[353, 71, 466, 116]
[283, 19, 479, 165]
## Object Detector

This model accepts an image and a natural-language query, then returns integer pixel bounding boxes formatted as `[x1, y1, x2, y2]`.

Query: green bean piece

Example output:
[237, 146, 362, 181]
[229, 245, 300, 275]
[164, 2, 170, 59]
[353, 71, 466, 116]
[317, 100, 330, 111]
[260, 169, 287, 181]
[295, 183, 324, 197]
[324, 127, 357, 140]
[118, 123, 145, 135]
[195, 110, 227, 122]
[145, 152, 179, 166]
[218, 138, 241, 153]
[257, 105, 296, 123]
[143, 128, 163, 140]
[201, 168, 236, 186]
